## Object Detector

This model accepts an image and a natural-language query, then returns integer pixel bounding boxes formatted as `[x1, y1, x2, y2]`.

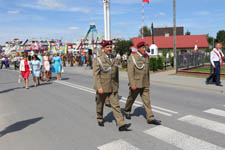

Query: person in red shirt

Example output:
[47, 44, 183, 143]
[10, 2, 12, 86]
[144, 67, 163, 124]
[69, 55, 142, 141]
[20, 55, 31, 89]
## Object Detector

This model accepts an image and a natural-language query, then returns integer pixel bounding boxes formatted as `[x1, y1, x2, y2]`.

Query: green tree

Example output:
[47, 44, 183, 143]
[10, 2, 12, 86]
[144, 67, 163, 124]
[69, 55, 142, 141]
[170, 56, 174, 67]
[139, 26, 152, 37]
[216, 30, 225, 43]
[115, 39, 133, 55]
[216, 30, 225, 53]
[185, 30, 191, 35]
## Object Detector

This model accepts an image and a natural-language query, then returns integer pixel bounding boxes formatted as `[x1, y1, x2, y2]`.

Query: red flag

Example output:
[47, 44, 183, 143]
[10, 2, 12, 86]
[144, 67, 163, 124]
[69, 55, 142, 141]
[142, 0, 150, 3]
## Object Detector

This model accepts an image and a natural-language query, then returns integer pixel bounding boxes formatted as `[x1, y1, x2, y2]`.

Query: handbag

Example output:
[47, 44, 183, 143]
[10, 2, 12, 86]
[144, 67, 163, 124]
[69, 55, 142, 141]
[18, 74, 22, 83]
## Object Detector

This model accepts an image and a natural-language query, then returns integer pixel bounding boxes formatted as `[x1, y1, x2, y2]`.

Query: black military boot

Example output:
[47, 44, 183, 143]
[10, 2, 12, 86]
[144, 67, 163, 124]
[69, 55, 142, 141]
[147, 119, 162, 125]
[98, 122, 104, 127]
[119, 123, 131, 131]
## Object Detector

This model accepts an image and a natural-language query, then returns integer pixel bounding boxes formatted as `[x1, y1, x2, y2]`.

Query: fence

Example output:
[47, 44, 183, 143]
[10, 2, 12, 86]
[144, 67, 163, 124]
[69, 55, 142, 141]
[177, 52, 205, 69]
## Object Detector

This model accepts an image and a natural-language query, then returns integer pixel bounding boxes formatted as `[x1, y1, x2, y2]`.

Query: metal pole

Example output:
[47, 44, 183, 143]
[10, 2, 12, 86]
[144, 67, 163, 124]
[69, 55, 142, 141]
[102, 0, 111, 40]
[106, 0, 111, 40]
[173, 0, 177, 73]
[103, 0, 108, 40]
[151, 23, 154, 44]
[142, 2, 144, 39]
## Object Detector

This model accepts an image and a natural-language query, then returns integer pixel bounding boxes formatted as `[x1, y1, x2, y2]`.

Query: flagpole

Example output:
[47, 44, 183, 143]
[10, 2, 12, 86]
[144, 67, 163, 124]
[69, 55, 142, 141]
[142, 2, 144, 39]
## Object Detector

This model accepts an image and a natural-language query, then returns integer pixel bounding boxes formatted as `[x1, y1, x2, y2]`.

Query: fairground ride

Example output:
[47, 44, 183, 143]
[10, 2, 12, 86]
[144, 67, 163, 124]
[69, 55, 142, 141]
[75, 23, 103, 52]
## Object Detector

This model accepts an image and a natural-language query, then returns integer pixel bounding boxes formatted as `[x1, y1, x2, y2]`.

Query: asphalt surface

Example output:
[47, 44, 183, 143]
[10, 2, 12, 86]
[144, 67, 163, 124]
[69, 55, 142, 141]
[0, 67, 225, 150]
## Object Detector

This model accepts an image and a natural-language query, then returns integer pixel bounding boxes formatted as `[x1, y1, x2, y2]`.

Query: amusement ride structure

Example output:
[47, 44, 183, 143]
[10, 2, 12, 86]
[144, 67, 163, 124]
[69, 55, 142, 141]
[75, 23, 103, 51]
[75, 0, 111, 52]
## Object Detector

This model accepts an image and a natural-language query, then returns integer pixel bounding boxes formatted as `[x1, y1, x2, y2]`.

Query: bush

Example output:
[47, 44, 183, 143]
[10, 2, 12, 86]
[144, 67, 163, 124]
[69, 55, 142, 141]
[170, 56, 174, 67]
[157, 57, 164, 70]
[149, 57, 158, 72]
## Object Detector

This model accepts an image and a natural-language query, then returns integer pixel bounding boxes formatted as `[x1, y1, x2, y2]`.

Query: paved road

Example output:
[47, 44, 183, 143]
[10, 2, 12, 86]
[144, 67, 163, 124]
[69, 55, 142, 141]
[0, 68, 225, 150]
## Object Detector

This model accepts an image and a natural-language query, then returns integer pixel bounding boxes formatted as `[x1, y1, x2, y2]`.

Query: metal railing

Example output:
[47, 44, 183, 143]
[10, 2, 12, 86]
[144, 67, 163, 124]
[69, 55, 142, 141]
[177, 52, 205, 69]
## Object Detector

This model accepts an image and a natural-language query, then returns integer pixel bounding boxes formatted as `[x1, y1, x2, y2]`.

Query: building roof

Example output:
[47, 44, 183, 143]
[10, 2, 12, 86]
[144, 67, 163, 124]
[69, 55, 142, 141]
[133, 35, 209, 49]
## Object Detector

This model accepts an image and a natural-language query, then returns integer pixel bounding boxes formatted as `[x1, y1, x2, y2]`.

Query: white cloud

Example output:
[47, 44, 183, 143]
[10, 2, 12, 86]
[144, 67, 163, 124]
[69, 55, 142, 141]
[68, 26, 79, 30]
[159, 12, 166, 16]
[7, 10, 20, 14]
[20, 0, 90, 13]
[112, 0, 166, 4]
[69, 7, 90, 13]
[194, 11, 211, 16]
[38, 0, 64, 9]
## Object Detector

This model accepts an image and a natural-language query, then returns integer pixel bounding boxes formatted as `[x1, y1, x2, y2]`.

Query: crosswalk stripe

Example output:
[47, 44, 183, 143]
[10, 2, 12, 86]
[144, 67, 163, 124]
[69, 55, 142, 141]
[98, 139, 140, 150]
[178, 115, 225, 135]
[144, 126, 225, 150]
[204, 108, 225, 118]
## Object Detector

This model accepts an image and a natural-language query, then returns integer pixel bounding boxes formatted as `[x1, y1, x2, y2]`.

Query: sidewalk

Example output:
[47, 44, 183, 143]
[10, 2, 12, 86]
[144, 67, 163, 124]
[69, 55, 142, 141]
[63, 66, 225, 94]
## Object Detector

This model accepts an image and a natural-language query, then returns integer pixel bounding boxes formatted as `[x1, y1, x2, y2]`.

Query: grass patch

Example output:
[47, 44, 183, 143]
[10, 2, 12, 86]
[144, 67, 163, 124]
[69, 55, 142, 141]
[191, 66, 225, 74]
[172, 73, 225, 80]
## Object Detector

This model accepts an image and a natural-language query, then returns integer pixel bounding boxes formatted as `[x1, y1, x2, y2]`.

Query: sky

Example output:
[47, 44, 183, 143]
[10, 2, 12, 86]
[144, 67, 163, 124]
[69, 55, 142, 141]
[0, 0, 225, 44]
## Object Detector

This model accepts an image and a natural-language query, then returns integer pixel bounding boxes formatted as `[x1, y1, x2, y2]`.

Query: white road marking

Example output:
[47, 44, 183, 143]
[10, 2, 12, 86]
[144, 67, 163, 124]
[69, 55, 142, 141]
[58, 80, 95, 91]
[119, 99, 142, 107]
[55, 81, 177, 116]
[121, 97, 178, 115]
[55, 81, 96, 94]
[204, 108, 225, 118]
[144, 126, 225, 150]
[98, 139, 140, 150]
[178, 115, 225, 135]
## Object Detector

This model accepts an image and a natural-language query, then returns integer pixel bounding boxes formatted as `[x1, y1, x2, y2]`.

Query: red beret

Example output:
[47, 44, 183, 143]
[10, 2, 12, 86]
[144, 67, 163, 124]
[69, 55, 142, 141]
[101, 40, 113, 47]
[136, 41, 146, 48]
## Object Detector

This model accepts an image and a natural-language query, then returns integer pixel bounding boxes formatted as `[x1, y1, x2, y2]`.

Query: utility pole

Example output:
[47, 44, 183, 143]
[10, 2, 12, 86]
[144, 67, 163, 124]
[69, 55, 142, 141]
[173, 0, 177, 73]
[151, 23, 154, 44]
[102, 0, 111, 40]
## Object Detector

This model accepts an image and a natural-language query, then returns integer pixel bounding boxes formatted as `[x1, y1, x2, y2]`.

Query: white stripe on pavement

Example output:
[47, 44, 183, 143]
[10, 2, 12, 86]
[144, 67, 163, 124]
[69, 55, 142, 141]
[152, 109, 172, 116]
[55, 81, 96, 94]
[98, 139, 140, 150]
[121, 97, 178, 115]
[55, 80, 95, 92]
[119, 99, 142, 107]
[55, 81, 176, 116]
[178, 115, 225, 135]
[119, 99, 172, 116]
[144, 126, 225, 150]
[204, 108, 225, 118]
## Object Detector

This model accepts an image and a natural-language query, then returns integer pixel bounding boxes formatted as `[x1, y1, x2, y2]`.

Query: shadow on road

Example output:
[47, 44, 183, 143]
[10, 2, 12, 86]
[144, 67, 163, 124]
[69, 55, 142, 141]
[103, 112, 114, 123]
[0, 117, 43, 137]
[0, 87, 23, 94]
[50, 77, 70, 81]
[132, 107, 147, 119]
[30, 82, 52, 87]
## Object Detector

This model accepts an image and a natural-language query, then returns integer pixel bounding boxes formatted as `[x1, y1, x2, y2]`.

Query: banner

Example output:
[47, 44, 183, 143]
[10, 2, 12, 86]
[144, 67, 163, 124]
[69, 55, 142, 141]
[48, 43, 67, 55]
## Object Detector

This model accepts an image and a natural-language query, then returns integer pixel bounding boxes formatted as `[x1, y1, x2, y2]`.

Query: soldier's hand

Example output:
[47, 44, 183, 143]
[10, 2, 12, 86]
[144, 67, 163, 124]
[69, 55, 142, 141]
[98, 88, 104, 94]
[213, 65, 216, 68]
[131, 85, 137, 91]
